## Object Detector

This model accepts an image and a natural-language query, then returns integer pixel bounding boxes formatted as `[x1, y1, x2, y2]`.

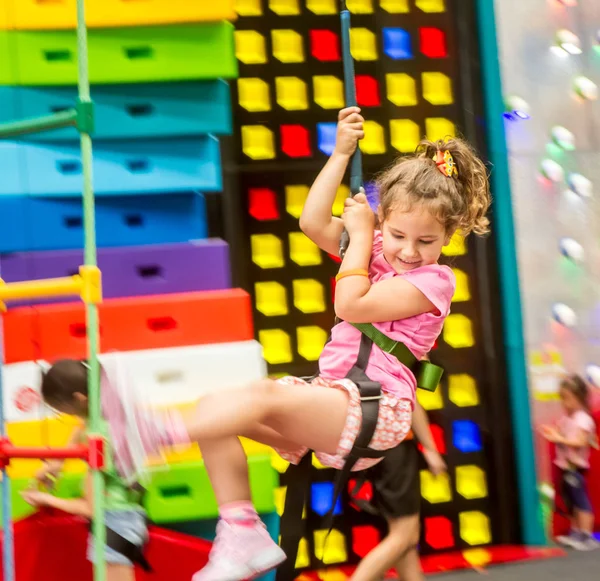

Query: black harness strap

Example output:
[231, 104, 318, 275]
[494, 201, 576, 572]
[276, 334, 391, 580]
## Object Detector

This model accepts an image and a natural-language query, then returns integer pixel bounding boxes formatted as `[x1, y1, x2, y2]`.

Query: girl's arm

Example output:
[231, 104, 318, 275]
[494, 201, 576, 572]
[412, 402, 446, 476]
[35, 423, 85, 486]
[540, 424, 590, 448]
[334, 196, 436, 323]
[21, 472, 93, 519]
[300, 107, 364, 256]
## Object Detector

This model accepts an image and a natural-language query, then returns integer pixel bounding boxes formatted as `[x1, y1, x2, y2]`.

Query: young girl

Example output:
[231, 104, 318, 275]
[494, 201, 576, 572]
[39, 106, 491, 581]
[540, 374, 598, 550]
[23, 361, 149, 581]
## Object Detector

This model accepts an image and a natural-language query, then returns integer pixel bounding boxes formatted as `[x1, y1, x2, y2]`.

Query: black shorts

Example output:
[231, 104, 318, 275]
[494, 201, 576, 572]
[362, 438, 420, 519]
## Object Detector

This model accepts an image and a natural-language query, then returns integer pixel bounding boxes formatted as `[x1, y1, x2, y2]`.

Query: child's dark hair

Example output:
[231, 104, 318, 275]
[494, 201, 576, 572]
[41, 359, 89, 408]
[560, 373, 590, 410]
[376, 137, 491, 236]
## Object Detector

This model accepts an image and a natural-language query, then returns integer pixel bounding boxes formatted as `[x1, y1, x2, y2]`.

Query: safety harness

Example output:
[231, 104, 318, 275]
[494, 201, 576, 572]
[276, 323, 442, 580]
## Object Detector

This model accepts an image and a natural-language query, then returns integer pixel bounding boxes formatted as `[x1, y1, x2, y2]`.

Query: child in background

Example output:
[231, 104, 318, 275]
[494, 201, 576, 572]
[540, 373, 598, 551]
[350, 402, 445, 581]
[22, 360, 150, 581]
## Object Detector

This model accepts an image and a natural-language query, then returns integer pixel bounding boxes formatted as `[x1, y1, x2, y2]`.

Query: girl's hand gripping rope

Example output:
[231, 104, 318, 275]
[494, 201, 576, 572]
[342, 192, 374, 238]
[334, 107, 364, 158]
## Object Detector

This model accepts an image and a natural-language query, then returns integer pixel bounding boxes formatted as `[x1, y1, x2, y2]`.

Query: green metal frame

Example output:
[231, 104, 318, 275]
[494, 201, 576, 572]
[0, 1, 107, 579]
[475, 0, 545, 545]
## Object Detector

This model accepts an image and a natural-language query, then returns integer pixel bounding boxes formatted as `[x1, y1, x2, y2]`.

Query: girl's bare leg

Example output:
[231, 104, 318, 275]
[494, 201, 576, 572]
[107, 564, 134, 581]
[350, 515, 420, 581]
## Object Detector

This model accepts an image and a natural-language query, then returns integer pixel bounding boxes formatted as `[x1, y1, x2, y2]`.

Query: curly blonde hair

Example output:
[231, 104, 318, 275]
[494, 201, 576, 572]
[375, 137, 491, 236]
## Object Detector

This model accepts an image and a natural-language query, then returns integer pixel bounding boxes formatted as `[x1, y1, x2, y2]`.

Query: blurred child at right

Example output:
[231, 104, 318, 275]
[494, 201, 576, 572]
[540, 374, 598, 550]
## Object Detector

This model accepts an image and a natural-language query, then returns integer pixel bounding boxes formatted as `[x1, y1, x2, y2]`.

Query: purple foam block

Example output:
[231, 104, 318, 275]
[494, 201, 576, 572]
[0, 240, 231, 306]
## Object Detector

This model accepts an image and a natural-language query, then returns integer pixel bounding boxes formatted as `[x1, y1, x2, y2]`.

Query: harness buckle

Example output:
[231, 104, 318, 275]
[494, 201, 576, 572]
[360, 394, 383, 401]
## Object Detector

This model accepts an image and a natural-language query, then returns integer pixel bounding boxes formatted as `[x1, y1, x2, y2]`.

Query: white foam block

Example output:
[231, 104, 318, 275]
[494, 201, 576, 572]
[100, 341, 267, 406]
[2, 361, 50, 423]
[2, 341, 267, 422]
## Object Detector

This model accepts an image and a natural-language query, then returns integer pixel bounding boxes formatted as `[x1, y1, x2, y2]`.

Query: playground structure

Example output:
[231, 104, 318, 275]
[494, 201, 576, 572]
[0, 0, 597, 580]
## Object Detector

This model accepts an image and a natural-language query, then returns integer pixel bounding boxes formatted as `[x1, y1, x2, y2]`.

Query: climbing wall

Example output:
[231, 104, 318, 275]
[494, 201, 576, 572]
[492, 0, 600, 533]
[228, 0, 518, 574]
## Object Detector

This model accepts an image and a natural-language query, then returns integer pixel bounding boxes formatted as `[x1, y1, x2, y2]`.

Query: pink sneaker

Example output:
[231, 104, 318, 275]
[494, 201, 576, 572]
[193, 520, 287, 581]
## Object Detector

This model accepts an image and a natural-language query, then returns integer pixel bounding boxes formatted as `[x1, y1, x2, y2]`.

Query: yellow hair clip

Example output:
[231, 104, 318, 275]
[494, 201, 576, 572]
[433, 149, 458, 178]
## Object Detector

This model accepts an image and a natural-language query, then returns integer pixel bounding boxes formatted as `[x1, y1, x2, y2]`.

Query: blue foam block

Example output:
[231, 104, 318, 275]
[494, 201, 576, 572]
[452, 420, 483, 453]
[0, 81, 232, 141]
[383, 28, 413, 60]
[311, 481, 343, 517]
[317, 123, 337, 156]
[0, 193, 207, 252]
[0, 137, 222, 196]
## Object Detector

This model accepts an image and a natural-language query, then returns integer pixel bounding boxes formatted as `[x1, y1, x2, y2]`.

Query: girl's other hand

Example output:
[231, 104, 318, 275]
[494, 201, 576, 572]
[342, 192, 375, 236]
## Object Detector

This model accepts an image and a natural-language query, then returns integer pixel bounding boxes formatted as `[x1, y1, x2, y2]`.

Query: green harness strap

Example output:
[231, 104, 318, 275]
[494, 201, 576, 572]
[350, 323, 443, 392]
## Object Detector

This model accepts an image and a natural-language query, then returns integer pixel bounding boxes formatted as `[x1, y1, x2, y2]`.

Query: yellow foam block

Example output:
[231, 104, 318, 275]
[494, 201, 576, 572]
[307, 0, 336, 15]
[285, 185, 309, 218]
[387, 73, 418, 107]
[293, 279, 326, 314]
[417, 384, 443, 410]
[416, 0, 445, 13]
[2, 0, 237, 30]
[6, 418, 86, 479]
[420, 470, 452, 504]
[350, 28, 378, 61]
[362, 121, 387, 155]
[235, 30, 268, 65]
[242, 125, 276, 161]
[347, 0, 374, 14]
[443, 230, 467, 256]
[390, 119, 420, 153]
[297, 326, 328, 361]
[251, 233, 284, 269]
[255, 281, 289, 317]
[289, 232, 322, 266]
[459, 511, 491, 546]
[270, 0, 301, 15]
[422, 72, 453, 105]
[448, 374, 479, 407]
[313, 75, 344, 110]
[443, 314, 475, 349]
[456, 465, 488, 500]
[381, 0, 409, 13]
[276, 77, 308, 110]
[314, 529, 347, 564]
[238, 78, 271, 112]
[426, 117, 456, 141]
[259, 329, 293, 365]
[333, 185, 349, 216]
[272, 29, 305, 63]
[452, 268, 471, 302]
[236, 0, 263, 16]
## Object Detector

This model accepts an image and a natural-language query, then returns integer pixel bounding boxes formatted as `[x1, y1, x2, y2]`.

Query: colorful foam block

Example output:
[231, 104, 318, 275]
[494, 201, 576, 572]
[1, 0, 236, 30]
[100, 341, 266, 407]
[0, 240, 231, 305]
[0, 137, 222, 196]
[0, 193, 208, 253]
[0, 23, 237, 85]
[144, 456, 277, 523]
[3, 289, 254, 363]
[0, 81, 232, 141]
[0, 513, 212, 581]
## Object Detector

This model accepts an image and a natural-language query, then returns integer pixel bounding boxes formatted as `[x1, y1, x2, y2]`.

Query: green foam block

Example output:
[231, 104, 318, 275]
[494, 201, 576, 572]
[144, 455, 278, 524]
[0, 22, 238, 86]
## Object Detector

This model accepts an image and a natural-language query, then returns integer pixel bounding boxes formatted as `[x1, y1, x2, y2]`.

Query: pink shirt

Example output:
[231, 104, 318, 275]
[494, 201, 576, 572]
[554, 410, 596, 470]
[318, 231, 456, 404]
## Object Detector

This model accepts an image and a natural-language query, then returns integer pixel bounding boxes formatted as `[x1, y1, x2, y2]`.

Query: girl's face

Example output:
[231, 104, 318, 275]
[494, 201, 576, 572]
[378, 205, 450, 274]
[48, 392, 88, 419]
[559, 387, 583, 414]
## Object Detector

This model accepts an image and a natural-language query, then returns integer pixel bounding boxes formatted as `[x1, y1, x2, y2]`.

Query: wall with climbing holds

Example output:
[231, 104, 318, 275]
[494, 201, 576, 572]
[493, 0, 600, 533]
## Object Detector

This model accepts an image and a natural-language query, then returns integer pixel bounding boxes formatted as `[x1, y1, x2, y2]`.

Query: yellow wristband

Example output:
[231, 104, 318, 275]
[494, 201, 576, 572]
[335, 269, 369, 282]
